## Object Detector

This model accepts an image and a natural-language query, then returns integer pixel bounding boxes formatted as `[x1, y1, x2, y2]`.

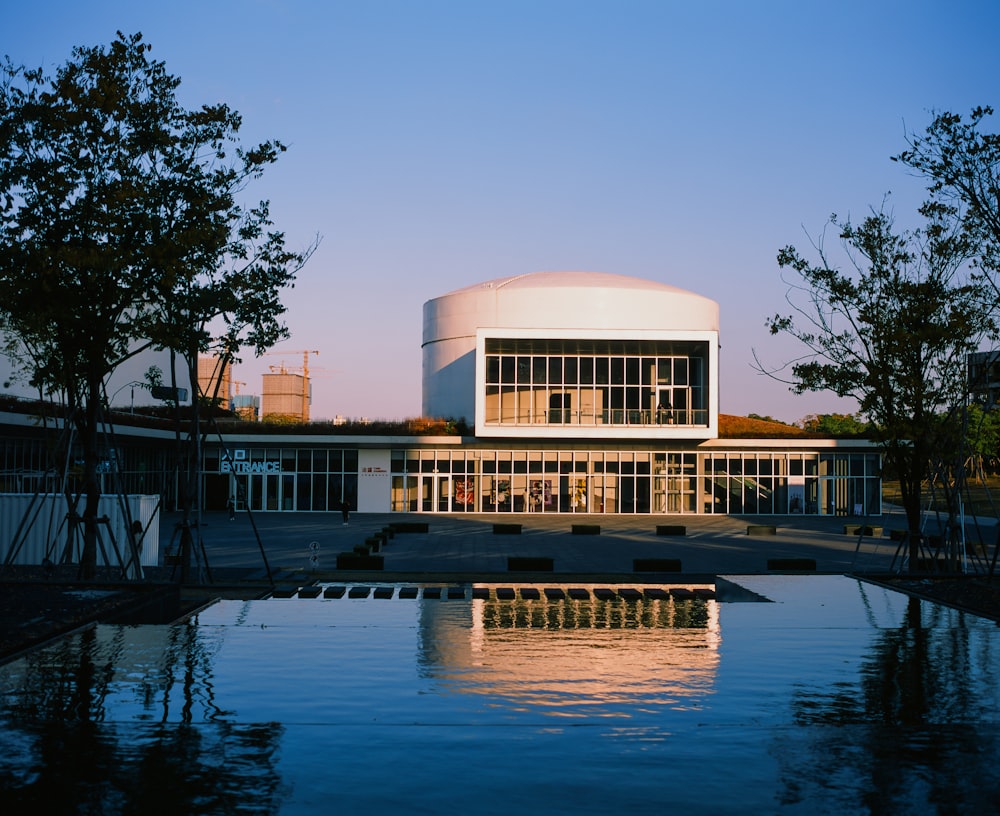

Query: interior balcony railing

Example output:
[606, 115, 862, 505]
[488, 408, 710, 427]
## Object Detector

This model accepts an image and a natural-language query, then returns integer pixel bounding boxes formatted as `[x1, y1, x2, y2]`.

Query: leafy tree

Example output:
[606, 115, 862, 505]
[961, 401, 1000, 478]
[895, 106, 1000, 278]
[761, 206, 996, 568]
[0, 33, 312, 577]
[798, 412, 870, 436]
[747, 413, 791, 425]
[896, 107, 1000, 524]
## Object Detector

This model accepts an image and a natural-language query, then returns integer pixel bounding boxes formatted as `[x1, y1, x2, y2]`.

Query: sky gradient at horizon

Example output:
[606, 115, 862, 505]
[5, 1, 1000, 423]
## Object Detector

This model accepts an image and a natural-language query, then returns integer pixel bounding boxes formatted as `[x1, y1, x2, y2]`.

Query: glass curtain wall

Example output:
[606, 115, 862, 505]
[389, 449, 880, 515]
[0, 435, 173, 504]
[203, 447, 358, 512]
[484, 338, 709, 428]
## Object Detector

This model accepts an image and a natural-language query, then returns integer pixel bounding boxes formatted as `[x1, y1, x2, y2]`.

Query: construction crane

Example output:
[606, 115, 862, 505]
[262, 350, 321, 421]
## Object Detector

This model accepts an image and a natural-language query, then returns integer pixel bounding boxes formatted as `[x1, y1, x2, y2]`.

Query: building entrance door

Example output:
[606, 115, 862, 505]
[418, 475, 451, 512]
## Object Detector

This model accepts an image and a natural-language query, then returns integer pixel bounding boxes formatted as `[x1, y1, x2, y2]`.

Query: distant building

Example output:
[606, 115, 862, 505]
[262, 369, 311, 422]
[968, 350, 1000, 406]
[233, 394, 260, 422]
[197, 354, 233, 409]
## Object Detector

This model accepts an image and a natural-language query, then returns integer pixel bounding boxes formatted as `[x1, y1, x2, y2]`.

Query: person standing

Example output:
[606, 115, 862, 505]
[227, 497, 236, 521]
[341, 497, 350, 526]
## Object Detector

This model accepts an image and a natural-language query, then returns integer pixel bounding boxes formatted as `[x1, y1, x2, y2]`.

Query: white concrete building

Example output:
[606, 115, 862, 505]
[423, 271, 719, 439]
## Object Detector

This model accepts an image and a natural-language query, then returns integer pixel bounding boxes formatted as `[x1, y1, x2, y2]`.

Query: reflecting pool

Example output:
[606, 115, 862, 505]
[1, 575, 999, 814]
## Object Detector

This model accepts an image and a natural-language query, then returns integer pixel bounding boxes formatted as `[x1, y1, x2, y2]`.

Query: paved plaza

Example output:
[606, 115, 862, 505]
[159, 510, 907, 584]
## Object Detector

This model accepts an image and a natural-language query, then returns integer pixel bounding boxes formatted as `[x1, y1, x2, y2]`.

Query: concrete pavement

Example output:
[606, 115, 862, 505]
[160, 510, 904, 584]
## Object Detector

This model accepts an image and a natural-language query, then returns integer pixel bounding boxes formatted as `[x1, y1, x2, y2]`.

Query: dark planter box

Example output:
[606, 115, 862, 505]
[571, 524, 601, 535]
[844, 524, 883, 537]
[493, 523, 522, 535]
[507, 556, 553, 572]
[336, 553, 384, 570]
[633, 558, 682, 572]
[390, 522, 429, 533]
[656, 525, 687, 536]
[767, 558, 816, 571]
[747, 525, 777, 536]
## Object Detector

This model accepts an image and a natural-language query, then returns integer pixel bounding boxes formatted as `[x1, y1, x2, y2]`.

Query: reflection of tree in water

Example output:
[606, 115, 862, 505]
[0, 623, 286, 812]
[774, 595, 1000, 812]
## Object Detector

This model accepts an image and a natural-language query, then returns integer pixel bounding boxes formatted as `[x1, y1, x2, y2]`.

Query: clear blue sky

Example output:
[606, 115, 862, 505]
[7, 0, 1000, 423]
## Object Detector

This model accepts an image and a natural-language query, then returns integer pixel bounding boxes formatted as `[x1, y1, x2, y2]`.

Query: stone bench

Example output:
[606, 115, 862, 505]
[656, 525, 687, 536]
[493, 523, 522, 535]
[336, 552, 384, 570]
[767, 557, 816, 571]
[633, 558, 683, 572]
[571, 524, 601, 535]
[507, 556, 553, 572]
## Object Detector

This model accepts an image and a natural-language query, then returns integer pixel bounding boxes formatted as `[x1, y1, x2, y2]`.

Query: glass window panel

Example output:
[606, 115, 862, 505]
[548, 357, 563, 384]
[517, 357, 531, 383]
[486, 356, 500, 383]
[533, 357, 547, 384]
[328, 475, 343, 507]
[611, 357, 625, 384]
[674, 358, 688, 385]
[312, 474, 327, 510]
[329, 449, 343, 472]
[657, 359, 671, 384]
[296, 475, 311, 510]
[501, 356, 515, 384]
[850, 455, 866, 476]
[580, 357, 593, 384]
[626, 357, 640, 385]
[204, 450, 220, 472]
[344, 450, 358, 471]
[595, 357, 609, 385]
[564, 357, 578, 384]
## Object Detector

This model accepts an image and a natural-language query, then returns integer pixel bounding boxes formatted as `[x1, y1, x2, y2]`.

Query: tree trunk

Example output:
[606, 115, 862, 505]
[176, 350, 201, 583]
[79, 377, 103, 579]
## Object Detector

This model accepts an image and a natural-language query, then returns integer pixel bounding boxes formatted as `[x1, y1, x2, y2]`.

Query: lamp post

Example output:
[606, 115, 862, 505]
[108, 381, 148, 414]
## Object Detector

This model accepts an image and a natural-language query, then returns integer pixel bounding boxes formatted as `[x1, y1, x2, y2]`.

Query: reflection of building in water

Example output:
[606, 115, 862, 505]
[417, 586, 721, 715]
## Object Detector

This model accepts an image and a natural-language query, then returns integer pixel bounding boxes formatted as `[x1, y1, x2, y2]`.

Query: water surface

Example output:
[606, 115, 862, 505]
[0, 575, 998, 814]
